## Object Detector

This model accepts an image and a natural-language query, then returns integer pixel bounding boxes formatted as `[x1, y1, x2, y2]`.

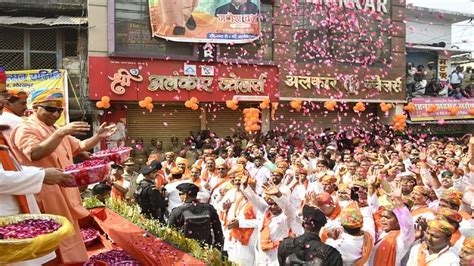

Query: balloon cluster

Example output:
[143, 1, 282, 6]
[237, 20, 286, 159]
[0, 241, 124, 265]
[259, 99, 270, 109]
[96, 96, 111, 109]
[225, 99, 239, 110]
[353, 102, 366, 112]
[403, 102, 416, 113]
[426, 105, 438, 114]
[289, 99, 302, 111]
[185, 97, 199, 111]
[380, 102, 393, 113]
[243, 108, 261, 132]
[447, 106, 461, 116]
[139, 97, 154, 111]
[392, 114, 407, 132]
[324, 100, 337, 111]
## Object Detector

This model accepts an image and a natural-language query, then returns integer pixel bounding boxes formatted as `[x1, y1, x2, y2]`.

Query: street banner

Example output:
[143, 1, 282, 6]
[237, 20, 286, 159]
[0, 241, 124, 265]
[6, 69, 69, 125]
[148, 0, 261, 43]
[410, 98, 474, 122]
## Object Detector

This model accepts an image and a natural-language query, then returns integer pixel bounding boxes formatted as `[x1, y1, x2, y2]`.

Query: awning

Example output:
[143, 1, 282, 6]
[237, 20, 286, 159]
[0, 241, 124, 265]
[0, 16, 87, 26]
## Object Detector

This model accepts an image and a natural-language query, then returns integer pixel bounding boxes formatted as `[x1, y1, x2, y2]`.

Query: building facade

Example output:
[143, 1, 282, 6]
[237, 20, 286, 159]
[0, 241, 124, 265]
[0, 0, 91, 122]
[88, 0, 407, 147]
[405, 5, 474, 135]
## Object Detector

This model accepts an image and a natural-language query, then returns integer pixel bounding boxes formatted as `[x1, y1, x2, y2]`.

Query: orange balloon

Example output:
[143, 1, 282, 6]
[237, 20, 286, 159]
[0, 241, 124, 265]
[467, 108, 474, 115]
[403, 102, 416, 113]
[146, 103, 153, 109]
[96, 101, 104, 108]
[145, 97, 153, 103]
[190, 97, 198, 103]
[185, 101, 193, 108]
[226, 100, 233, 108]
[139, 100, 147, 108]
[101, 96, 110, 103]
[448, 106, 460, 116]
[231, 105, 238, 111]
[426, 105, 438, 113]
[103, 102, 111, 109]
[250, 124, 260, 131]
[191, 104, 199, 110]
[250, 117, 259, 123]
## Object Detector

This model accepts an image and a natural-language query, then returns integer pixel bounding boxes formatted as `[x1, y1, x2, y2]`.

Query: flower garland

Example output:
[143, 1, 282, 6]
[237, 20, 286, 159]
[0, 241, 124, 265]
[84, 198, 231, 266]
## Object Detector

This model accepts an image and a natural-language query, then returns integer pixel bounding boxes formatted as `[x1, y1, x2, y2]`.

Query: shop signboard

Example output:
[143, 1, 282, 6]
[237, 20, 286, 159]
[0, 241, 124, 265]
[410, 98, 474, 121]
[89, 56, 279, 102]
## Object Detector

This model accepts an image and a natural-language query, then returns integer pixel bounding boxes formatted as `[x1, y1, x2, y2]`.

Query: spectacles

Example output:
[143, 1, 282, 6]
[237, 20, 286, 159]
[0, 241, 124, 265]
[217, 168, 226, 170]
[39, 105, 64, 114]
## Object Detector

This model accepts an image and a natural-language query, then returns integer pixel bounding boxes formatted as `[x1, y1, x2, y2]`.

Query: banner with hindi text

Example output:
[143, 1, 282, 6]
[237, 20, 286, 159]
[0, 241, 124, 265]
[5, 69, 69, 125]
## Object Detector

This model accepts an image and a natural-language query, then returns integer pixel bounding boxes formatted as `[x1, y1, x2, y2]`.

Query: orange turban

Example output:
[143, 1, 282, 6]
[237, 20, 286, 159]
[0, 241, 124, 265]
[412, 185, 430, 197]
[170, 167, 183, 175]
[441, 189, 463, 207]
[28, 88, 63, 106]
[272, 169, 285, 177]
[462, 237, 474, 252]
[437, 208, 462, 224]
[321, 175, 336, 184]
[428, 220, 455, 236]
[340, 206, 363, 229]
[7, 88, 28, 99]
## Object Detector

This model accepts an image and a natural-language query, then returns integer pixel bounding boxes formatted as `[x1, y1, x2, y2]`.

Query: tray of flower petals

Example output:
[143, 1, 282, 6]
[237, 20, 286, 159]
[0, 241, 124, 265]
[84, 249, 140, 266]
[63, 159, 112, 187]
[0, 214, 74, 263]
[91, 147, 132, 164]
[81, 227, 101, 247]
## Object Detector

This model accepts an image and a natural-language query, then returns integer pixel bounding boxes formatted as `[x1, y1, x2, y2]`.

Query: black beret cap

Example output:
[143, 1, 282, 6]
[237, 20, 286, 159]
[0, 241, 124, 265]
[302, 205, 327, 226]
[176, 183, 199, 195]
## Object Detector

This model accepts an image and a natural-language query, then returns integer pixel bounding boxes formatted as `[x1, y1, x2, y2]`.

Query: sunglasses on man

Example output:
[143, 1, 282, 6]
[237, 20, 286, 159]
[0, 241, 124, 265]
[38, 105, 64, 113]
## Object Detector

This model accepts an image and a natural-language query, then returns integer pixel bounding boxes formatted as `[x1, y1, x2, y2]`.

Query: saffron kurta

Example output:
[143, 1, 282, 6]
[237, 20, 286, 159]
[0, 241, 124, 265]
[10, 115, 89, 263]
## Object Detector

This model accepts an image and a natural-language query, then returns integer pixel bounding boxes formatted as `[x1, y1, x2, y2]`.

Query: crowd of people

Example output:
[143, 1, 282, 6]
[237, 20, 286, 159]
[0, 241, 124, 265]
[1, 65, 473, 266]
[88, 125, 474, 266]
[407, 63, 472, 98]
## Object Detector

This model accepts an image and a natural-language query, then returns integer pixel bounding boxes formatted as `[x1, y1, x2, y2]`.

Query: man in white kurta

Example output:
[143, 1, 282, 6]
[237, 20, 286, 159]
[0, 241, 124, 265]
[241, 182, 295, 266]
[0, 166, 72, 266]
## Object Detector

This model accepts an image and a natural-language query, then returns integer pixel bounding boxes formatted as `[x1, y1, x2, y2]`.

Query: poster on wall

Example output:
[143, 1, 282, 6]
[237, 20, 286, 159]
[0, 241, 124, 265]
[6, 69, 69, 125]
[148, 0, 261, 43]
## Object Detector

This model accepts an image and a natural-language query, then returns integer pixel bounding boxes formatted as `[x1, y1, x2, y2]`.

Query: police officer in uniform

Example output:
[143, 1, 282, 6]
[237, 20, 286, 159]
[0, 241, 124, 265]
[278, 205, 343, 266]
[168, 183, 224, 248]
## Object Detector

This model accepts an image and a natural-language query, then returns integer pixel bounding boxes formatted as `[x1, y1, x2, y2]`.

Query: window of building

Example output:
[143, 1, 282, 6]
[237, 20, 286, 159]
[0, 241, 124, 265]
[218, 3, 274, 62]
[114, 0, 195, 58]
[0, 28, 65, 70]
[292, 1, 392, 65]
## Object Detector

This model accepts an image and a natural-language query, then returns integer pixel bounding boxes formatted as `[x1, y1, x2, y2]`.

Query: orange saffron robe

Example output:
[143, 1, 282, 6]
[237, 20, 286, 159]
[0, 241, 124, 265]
[10, 115, 89, 263]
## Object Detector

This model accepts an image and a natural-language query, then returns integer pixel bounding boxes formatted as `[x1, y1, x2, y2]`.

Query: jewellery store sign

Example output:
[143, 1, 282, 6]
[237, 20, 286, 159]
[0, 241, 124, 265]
[89, 57, 279, 102]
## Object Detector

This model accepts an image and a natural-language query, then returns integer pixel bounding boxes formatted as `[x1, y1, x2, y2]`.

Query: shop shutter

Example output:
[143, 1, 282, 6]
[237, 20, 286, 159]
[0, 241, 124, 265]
[271, 103, 374, 133]
[205, 104, 244, 138]
[126, 105, 201, 147]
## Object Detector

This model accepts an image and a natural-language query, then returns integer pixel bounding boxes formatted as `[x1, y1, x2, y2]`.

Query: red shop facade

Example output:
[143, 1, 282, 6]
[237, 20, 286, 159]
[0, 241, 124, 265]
[89, 56, 279, 147]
